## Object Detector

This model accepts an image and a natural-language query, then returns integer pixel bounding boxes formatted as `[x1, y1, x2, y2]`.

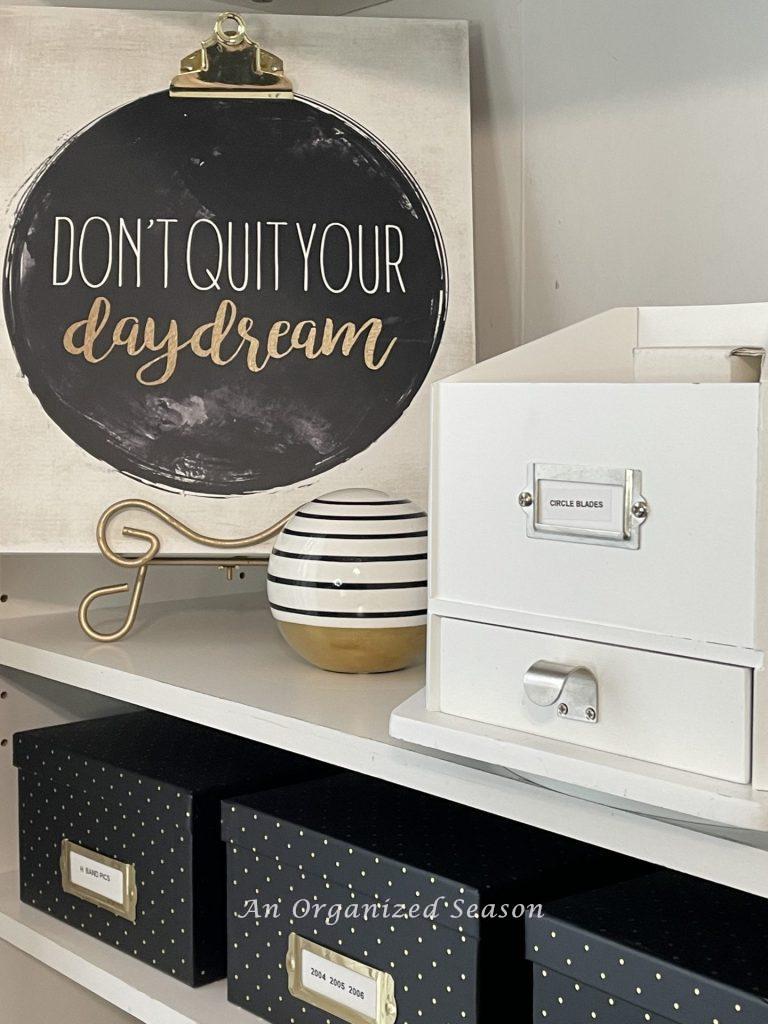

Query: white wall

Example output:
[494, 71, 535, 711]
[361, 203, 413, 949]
[521, 0, 768, 343]
[355, 0, 523, 358]
[359, 0, 768, 354]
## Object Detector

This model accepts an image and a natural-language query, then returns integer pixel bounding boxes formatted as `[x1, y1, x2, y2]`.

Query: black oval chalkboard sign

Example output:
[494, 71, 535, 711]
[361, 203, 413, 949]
[4, 94, 446, 495]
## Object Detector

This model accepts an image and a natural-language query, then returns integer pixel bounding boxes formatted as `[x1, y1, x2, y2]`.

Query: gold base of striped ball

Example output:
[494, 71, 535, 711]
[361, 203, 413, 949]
[277, 622, 426, 674]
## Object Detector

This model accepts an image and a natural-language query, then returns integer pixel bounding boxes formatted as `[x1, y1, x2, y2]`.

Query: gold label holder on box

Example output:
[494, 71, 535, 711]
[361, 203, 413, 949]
[60, 839, 138, 923]
[286, 933, 398, 1024]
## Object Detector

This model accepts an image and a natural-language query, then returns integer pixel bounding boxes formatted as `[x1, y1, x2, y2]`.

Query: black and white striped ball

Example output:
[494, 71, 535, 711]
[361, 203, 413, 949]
[267, 488, 428, 673]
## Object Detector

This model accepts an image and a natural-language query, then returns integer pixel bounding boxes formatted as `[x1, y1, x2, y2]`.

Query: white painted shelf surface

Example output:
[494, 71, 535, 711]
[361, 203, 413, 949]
[2, 593, 768, 1023]
[0, 872, 261, 1024]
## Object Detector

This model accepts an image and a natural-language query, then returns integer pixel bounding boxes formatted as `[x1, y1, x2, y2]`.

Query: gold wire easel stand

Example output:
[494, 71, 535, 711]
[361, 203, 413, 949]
[78, 499, 293, 643]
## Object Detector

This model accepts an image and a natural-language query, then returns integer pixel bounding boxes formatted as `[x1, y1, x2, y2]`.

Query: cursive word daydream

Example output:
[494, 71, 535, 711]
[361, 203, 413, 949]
[62, 297, 397, 386]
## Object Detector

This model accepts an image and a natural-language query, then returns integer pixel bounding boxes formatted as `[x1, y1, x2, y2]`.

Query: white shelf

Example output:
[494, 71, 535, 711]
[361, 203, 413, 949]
[0, 592, 423, 771]
[3, 592, 768, 899]
[0, 872, 261, 1024]
[3, 592, 768, 1021]
[391, 690, 768, 831]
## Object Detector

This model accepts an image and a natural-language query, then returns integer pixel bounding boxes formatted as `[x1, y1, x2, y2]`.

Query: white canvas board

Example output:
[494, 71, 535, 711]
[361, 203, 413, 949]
[0, 6, 474, 552]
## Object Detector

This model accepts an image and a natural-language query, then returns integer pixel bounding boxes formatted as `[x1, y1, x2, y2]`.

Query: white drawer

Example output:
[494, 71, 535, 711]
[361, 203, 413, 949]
[433, 616, 752, 783]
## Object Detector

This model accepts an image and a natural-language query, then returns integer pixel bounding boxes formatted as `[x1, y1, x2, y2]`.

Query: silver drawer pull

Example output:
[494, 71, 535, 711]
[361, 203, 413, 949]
[523, 660, 598, 723]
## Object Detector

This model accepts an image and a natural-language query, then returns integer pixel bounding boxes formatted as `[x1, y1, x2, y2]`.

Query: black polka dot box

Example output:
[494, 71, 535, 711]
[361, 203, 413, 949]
[221, 773, 646, 1024]
[526, 870, 768, 1024]
[13, 710, 330, 986]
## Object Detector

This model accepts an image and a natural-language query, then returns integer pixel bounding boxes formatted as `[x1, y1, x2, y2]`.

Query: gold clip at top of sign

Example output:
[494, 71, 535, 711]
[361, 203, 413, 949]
[170, 12, 294, 100]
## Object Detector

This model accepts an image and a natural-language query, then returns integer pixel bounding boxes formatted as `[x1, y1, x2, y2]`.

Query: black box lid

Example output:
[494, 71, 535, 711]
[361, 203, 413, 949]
[223, 773, 644, 939]
[14, 710, 325, 796]
[527, 871, 768, 1023]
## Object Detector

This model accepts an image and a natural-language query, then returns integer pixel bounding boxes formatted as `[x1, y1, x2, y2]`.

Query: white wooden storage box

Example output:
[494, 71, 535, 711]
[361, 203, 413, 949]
[391, 303, 768, 829]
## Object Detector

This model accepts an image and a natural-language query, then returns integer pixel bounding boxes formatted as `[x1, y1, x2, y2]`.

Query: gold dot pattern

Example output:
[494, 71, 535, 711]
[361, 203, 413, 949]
[18, 751, 200, 983]
[527, 873, 768, 1024]
[224, 830, 479, 1024]
[533, 967, 677, 1023]
[15, 710, 330, 987]
[223, 774, 646, 1023]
